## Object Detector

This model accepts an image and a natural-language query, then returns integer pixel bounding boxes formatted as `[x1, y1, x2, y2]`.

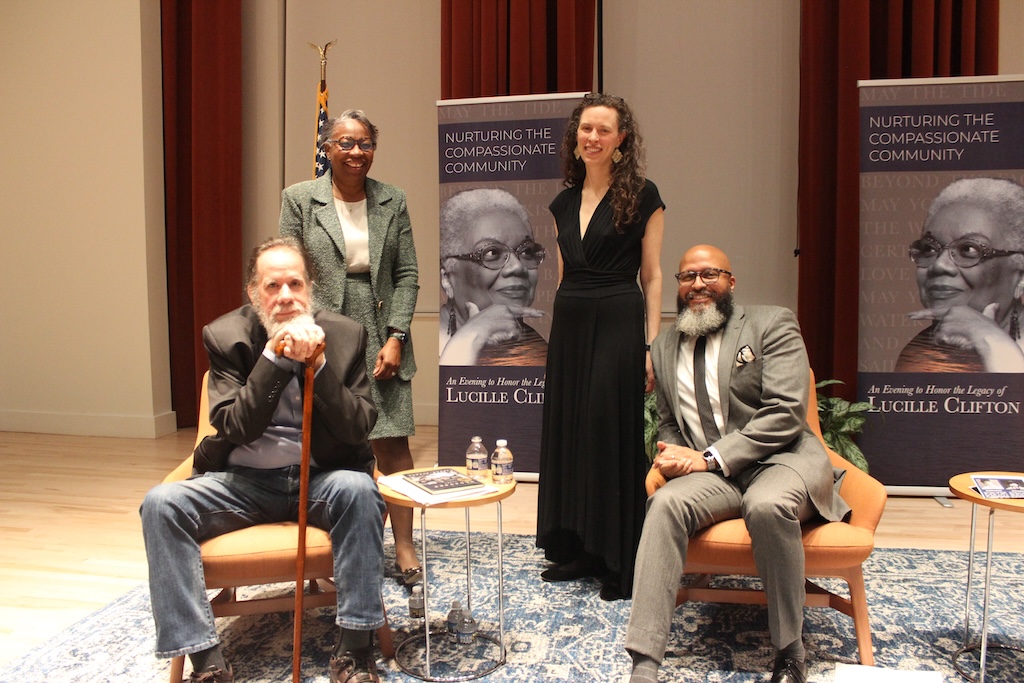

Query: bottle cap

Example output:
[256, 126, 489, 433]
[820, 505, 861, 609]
[412, 585, 422, 595]
[496, 439, 508, 447]
[471, 436, 482, 441]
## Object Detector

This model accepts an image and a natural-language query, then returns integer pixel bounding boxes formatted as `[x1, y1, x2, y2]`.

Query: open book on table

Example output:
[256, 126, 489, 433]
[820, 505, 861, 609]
[378, 468, 497, 505]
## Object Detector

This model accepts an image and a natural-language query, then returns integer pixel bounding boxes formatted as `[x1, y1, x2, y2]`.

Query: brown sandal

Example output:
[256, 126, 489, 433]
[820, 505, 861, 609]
[396, 563, 423, 587]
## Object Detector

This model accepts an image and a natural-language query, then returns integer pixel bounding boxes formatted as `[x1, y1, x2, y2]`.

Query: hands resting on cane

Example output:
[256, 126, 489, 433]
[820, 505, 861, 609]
[267, 317, 327, 368]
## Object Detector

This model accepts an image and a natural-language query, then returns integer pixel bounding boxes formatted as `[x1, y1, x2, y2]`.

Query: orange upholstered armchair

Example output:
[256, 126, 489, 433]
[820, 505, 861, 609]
[163, 373, 394, 682]
[644, 369, 886, 666]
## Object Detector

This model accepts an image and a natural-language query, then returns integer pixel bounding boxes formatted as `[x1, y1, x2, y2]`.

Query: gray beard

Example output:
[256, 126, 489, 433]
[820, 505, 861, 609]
[257, 307, 315, 339]
[675, 292, 732, 337]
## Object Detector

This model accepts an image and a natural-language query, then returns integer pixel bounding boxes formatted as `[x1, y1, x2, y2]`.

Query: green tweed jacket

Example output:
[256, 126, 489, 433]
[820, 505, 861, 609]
[279, 172, 419, 380]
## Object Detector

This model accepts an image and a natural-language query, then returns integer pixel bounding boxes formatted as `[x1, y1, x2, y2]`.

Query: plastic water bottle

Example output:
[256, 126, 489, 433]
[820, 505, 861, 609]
[408, 584, 424, 623]
[465, 436, 489, 481]
[456, 609, 478, 644]
[491, 439, 514, 484]
[446, 600, 462, 642]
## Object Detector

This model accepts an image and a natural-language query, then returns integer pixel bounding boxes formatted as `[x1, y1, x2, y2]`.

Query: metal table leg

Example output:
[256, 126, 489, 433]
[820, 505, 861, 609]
[394, 502, 507, 681]
[953, 504, 1023, 682]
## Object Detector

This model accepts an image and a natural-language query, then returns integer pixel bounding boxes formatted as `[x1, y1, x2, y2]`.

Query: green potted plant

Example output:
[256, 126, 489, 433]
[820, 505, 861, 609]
[815, 379, 872, 472]
[644, 390, 660, 464]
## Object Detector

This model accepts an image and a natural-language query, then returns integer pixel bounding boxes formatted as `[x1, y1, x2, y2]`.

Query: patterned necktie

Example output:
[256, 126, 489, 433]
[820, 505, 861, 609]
[693, 336, 721, 446]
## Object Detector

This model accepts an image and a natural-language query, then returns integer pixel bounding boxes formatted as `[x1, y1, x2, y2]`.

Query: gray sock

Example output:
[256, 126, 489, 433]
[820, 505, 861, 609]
[629, 652, 659, 683]
[335, 628, 372, 655]
[188, 644, 226, 673]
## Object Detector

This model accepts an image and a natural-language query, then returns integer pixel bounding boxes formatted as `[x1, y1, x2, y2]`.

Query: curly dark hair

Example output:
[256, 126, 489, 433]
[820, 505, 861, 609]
[561, 93, 647, 233]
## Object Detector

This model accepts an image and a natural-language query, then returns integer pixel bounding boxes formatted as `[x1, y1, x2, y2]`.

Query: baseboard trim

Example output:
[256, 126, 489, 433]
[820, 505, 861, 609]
[0, 409, 178, 438]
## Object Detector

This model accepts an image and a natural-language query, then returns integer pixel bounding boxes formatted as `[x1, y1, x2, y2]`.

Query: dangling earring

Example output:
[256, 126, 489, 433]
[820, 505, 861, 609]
[574, 144, 582, 160]
[1012, 305, 1021, 341]
[448, 305, 457, 336]
[611, 148, 623, 163]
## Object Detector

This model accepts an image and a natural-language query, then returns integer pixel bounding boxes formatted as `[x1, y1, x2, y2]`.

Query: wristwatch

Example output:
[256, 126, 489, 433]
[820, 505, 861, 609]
[389, 329, 408, 343]
[702, 451, 720, 472]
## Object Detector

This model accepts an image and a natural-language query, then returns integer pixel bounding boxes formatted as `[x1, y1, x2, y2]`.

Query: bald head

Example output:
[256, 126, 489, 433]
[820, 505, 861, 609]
[674, 244, 736, 336]
[679, 244, 732, 276]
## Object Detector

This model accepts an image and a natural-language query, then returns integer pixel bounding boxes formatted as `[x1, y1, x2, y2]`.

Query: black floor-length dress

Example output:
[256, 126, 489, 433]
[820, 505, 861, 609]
[537, 180, 665, 594]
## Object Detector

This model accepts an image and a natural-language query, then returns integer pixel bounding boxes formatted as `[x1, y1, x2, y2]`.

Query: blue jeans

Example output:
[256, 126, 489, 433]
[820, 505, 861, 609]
[140, 465, 386, 658]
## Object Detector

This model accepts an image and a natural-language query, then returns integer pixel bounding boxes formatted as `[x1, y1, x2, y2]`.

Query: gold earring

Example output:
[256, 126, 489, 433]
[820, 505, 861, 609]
[574, 144, 582, 160]
[611, 148, 623, 163]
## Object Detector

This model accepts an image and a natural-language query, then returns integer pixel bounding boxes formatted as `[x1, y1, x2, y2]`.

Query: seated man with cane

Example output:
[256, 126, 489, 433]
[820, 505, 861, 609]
[625, 245, 850, 683]
[141, 236, 386, 683]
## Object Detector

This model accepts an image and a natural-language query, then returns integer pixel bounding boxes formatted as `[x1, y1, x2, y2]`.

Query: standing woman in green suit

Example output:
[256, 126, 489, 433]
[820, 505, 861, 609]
[280, 109, 423, 587]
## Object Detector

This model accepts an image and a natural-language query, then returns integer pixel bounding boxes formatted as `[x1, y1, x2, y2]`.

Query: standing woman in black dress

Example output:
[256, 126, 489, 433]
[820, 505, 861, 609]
[537, 93, 665, 600]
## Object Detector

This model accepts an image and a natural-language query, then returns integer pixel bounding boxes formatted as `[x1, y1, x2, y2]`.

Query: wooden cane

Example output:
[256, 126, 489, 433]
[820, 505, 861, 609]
[278, 340, 326, 683]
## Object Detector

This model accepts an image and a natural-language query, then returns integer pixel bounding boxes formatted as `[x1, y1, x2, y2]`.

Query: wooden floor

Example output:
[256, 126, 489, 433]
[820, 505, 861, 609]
[2, 426, 1022, 665]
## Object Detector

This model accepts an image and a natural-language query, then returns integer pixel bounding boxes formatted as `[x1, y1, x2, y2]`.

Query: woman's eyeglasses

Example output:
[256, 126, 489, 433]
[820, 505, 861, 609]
[330, 137, 376, 152]
[675, 268, 732, 285]
[445, 241, 546, 270]
[908, 236, 1024, 269]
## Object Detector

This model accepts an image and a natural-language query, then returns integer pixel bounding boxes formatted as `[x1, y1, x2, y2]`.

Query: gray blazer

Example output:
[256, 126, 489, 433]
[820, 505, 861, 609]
[651, 304, 851, 523]
[280, 172, 419, 381]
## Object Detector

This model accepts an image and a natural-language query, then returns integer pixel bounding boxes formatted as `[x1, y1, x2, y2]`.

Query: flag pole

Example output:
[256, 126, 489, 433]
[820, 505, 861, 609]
[310, 40, 336, 179]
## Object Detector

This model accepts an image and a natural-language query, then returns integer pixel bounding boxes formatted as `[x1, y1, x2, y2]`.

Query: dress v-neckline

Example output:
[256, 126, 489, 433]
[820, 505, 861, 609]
[578, 188, 609, 242]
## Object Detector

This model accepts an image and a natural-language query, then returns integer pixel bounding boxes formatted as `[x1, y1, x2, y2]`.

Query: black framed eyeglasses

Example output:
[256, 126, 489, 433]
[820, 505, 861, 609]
[444, 240, 547, 270]
[675, 268, 732, 285]
[908, 236, 1024, 269]
[330, 137, 376, 152]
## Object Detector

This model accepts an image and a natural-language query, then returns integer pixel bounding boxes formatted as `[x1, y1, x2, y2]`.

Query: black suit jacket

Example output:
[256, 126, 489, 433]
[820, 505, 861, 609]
[193, 305, 377, 474]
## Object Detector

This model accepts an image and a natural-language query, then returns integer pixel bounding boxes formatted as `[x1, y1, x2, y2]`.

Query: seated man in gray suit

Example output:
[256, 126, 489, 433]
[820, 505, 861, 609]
[141, 236, 385, 683]
[625, 245, 850, 683]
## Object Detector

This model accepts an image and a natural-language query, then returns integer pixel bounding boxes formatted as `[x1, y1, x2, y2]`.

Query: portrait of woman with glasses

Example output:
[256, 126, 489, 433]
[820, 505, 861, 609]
[279, 109, 424, 589]
[537, 93, 665, 602]
[896, 177, 1024, 373]
[439, 188, 548, 366]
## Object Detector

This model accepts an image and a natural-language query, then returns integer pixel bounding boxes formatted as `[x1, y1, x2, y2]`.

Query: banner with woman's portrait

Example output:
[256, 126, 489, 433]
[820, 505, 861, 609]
[436, 93, 585, 477]
[857, 75, 1024, 492]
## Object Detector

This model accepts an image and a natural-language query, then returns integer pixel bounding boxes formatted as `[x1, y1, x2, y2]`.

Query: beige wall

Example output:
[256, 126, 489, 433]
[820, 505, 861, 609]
[2, 1, 1022, 437]
[0, 0, 173, 437]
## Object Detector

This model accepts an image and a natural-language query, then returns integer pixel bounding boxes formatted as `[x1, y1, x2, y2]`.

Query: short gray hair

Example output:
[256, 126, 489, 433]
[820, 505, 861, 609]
[439, 188, 531, 260]
[245, 236, 316, 294]
[926, 177, 1024, 251]
[317, 109, 379, 149]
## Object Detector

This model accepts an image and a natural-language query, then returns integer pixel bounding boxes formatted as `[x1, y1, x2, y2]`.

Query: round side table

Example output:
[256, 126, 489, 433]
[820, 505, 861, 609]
[377, 468, 516, 682]
[948, 471, 1024, 683]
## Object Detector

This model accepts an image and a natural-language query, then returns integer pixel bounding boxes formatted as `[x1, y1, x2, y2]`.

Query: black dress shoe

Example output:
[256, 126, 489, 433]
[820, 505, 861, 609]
[599, 582, 627, 601]
[770, 654, 807, 683]
[540, 556, 602, 582]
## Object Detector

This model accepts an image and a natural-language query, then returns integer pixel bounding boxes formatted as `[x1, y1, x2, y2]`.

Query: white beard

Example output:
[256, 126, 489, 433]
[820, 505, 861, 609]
[675, 304, 727, 337]
[256, 305, 315, 339]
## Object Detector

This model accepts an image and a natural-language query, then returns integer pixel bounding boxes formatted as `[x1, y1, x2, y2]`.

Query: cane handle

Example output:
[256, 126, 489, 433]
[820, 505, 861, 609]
[273, 340, 327, 366]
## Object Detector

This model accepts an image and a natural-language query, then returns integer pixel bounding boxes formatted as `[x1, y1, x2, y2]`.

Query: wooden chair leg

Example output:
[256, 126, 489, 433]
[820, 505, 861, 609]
[376, 617, 395, 659]
[843, 566, 875, 666]
[169, 654, 185, 683]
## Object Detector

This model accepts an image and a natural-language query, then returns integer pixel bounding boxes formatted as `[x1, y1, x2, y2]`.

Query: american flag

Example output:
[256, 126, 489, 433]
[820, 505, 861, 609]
[313, 81, 329, 178]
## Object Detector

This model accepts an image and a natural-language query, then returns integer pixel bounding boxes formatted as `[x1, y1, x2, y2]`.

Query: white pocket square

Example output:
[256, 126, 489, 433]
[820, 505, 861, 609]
[735, 345, 756, 367]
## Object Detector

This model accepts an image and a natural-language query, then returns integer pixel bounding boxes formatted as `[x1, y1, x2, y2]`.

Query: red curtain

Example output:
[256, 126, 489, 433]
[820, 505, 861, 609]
[162, 0, 244, 426]
[442, 0, 596, 99]
[797, 0, 999, 397]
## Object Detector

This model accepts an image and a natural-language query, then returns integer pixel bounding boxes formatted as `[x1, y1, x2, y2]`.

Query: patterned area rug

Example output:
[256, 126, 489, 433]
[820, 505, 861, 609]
[2, 531, 1022, 682]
